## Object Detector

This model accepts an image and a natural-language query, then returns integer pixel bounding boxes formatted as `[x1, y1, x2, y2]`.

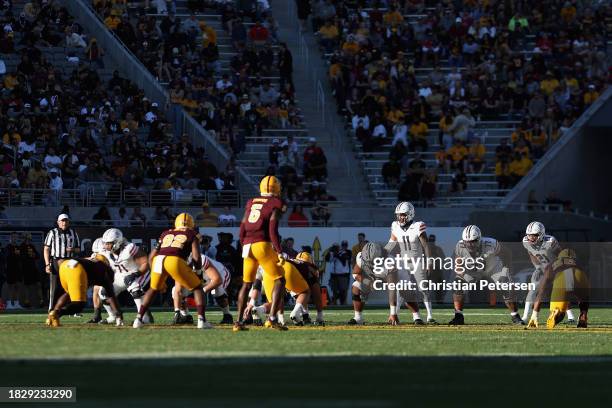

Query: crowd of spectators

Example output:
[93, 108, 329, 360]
[0, 0, 240, 208]
[302, 0, 610, 202]
[95, 0, 332, 208]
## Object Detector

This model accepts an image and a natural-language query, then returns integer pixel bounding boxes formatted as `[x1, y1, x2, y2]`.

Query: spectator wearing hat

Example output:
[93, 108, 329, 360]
[268, 138, 281, 167]
[43, 213, 80, 311]
[196, 202, 218, 227]
[303, 137, 327, 181]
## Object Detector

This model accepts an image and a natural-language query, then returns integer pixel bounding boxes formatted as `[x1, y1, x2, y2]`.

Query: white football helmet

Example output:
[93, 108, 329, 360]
[102, 228, 125, 252]
[462, 225, 481, 252]
[394, 202, 415, 226]
[91, 238, 105, 255]
[525, 221, 545, 245]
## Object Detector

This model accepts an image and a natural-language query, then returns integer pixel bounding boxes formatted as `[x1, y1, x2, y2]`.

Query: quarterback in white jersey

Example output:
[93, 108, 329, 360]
[386, 202, 435, 323]
[173, 254, 233, 325]
[98, 228, 152, 324]
[522, 221, 575, 323]
[448, 225, 524, 325]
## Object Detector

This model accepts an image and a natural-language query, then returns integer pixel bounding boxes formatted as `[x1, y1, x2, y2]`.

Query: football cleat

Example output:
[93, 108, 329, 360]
[87, 316, 102, 324]
[302, 313, 312, 325]
[577, 314, 588, 328]
[197, 319, 213, 329]
[183, 314, 194, 324]
[47, 311, 60, 327]
[315, 320, 325, 326]
[546, 309, 565, 329]
[264, 319, 288, 331]
[171, 311, 182, 325]
[427, 318, 438, 325]
[347, 318, 364, 325]
[132, 317, 143, 329]
[219, 314, 234, 325]
[414, 319, 425, 325]
[290, 315, 304, 326]
[512, 315, 525, 325]
[527, 317, 539, 328]
[232, 322, 248, 332]
[448, 313, 465, 326]
[142, 311, 154, 324]
[99, 316, 116, 325]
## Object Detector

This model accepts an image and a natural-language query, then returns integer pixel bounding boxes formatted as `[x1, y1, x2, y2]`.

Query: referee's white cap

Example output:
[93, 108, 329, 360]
[57, 213, 70, 222]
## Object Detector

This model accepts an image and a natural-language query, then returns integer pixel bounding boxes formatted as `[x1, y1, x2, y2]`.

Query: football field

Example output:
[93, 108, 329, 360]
[2, 307, 612, 407]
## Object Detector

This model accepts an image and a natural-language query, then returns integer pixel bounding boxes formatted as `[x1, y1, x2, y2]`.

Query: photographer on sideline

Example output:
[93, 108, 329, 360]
[325, 241, 351, 305]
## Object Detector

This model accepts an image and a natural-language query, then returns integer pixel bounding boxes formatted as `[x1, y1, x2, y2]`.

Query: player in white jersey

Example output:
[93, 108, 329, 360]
[98, 228, 152, 324]
[172, 254, 233, 325]
[448, 225, 524, 325]
[349, 242, 424, 325]
[521, 221, 575, 323]
[385, 202, 436, 324]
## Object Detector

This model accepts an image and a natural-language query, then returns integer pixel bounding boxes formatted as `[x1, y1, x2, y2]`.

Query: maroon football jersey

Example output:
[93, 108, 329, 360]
[242, 196, 286, 245]
[155, 228, 200, 260]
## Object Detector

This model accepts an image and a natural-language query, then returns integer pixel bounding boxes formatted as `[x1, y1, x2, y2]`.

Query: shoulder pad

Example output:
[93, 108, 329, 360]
[118, 243, 138, 262]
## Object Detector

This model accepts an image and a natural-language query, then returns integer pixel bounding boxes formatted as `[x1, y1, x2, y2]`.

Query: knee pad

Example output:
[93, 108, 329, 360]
[352, 293, 361, 302]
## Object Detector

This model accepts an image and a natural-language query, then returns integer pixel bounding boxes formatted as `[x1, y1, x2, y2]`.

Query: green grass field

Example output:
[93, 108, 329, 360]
[2, 307, 612, 407]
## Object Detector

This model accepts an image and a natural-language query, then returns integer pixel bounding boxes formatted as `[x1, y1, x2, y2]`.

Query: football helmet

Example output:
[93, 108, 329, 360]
[525, 221, 545, 245]
[462, 225, 481, 252]
[102, 228, 125, 252]
[552, 248, 577, 271]
[360, 242, 384, 267]
[260, 175, 281, 197]
[296, 251, 313, 264]
[394, 202, 415, 226]
[91, 238, 105, 255]
[175, 212, 195, 230]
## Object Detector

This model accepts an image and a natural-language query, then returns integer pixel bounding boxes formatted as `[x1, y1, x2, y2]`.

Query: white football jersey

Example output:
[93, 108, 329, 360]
[455, 237, 502, 275]
[391, 220, 426, 257]
[522, 235, 560, 268]
[200, 255, 231, 289]
[356, 252, 387, 278]
[110, 242, 141, 275]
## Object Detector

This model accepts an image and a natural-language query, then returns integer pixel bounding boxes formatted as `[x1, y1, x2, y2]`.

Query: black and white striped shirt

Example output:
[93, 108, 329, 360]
[44, 227, 80, 259]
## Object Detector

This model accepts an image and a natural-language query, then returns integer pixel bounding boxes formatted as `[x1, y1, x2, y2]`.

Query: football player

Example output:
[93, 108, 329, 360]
[448, 225, 524, 325]
[235, 175, 288, 331]
[526, 248, 589, 329]
[172, 254, 233, 325]
[86, 238, 111, 323]
[385, 202, 437, 324]
[350, 242, 424, 325]
[47, 256, 123, 327]
[522, 221, 575, 323]
[291, 252, 325, 326]
[99, 228, 153, 324]
[133, 213, 212, 329]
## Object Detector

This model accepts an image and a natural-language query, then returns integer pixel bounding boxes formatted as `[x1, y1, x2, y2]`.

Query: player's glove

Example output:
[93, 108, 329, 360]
[388, 314, 400, 326]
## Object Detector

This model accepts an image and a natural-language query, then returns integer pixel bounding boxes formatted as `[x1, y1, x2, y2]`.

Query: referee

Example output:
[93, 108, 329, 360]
[43, 213, 80, 311]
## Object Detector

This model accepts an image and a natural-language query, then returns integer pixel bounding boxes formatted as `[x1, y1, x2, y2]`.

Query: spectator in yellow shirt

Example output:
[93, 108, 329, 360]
[540, 71, 560, 96]
[409, 118, 429, 152]
[531, 124, 547, 158]
[468, 138, 486, 173]
[318, 21, 339, 53]
[104, 11, 121, 30]
[496, 158, 511, 190]
[383, 6, 404, 27]
[341, 35, 360, 56]
[511, 124, 533, 144]
[448, 140, 468, 171]
[200, 23, 217, 47]
[509, 152, 532, 185]
[583, 85, 599, 106]
[386, 106, 405, 125]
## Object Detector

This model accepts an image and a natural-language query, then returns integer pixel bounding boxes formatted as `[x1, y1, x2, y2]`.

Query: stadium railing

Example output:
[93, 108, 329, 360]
[0, 188, 241, 208]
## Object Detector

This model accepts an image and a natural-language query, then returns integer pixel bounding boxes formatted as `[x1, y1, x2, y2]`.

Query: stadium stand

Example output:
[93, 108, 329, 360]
[89, 0, 334, 207]
[0, 0, 251, 211]
[307, 0, 610, 207]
